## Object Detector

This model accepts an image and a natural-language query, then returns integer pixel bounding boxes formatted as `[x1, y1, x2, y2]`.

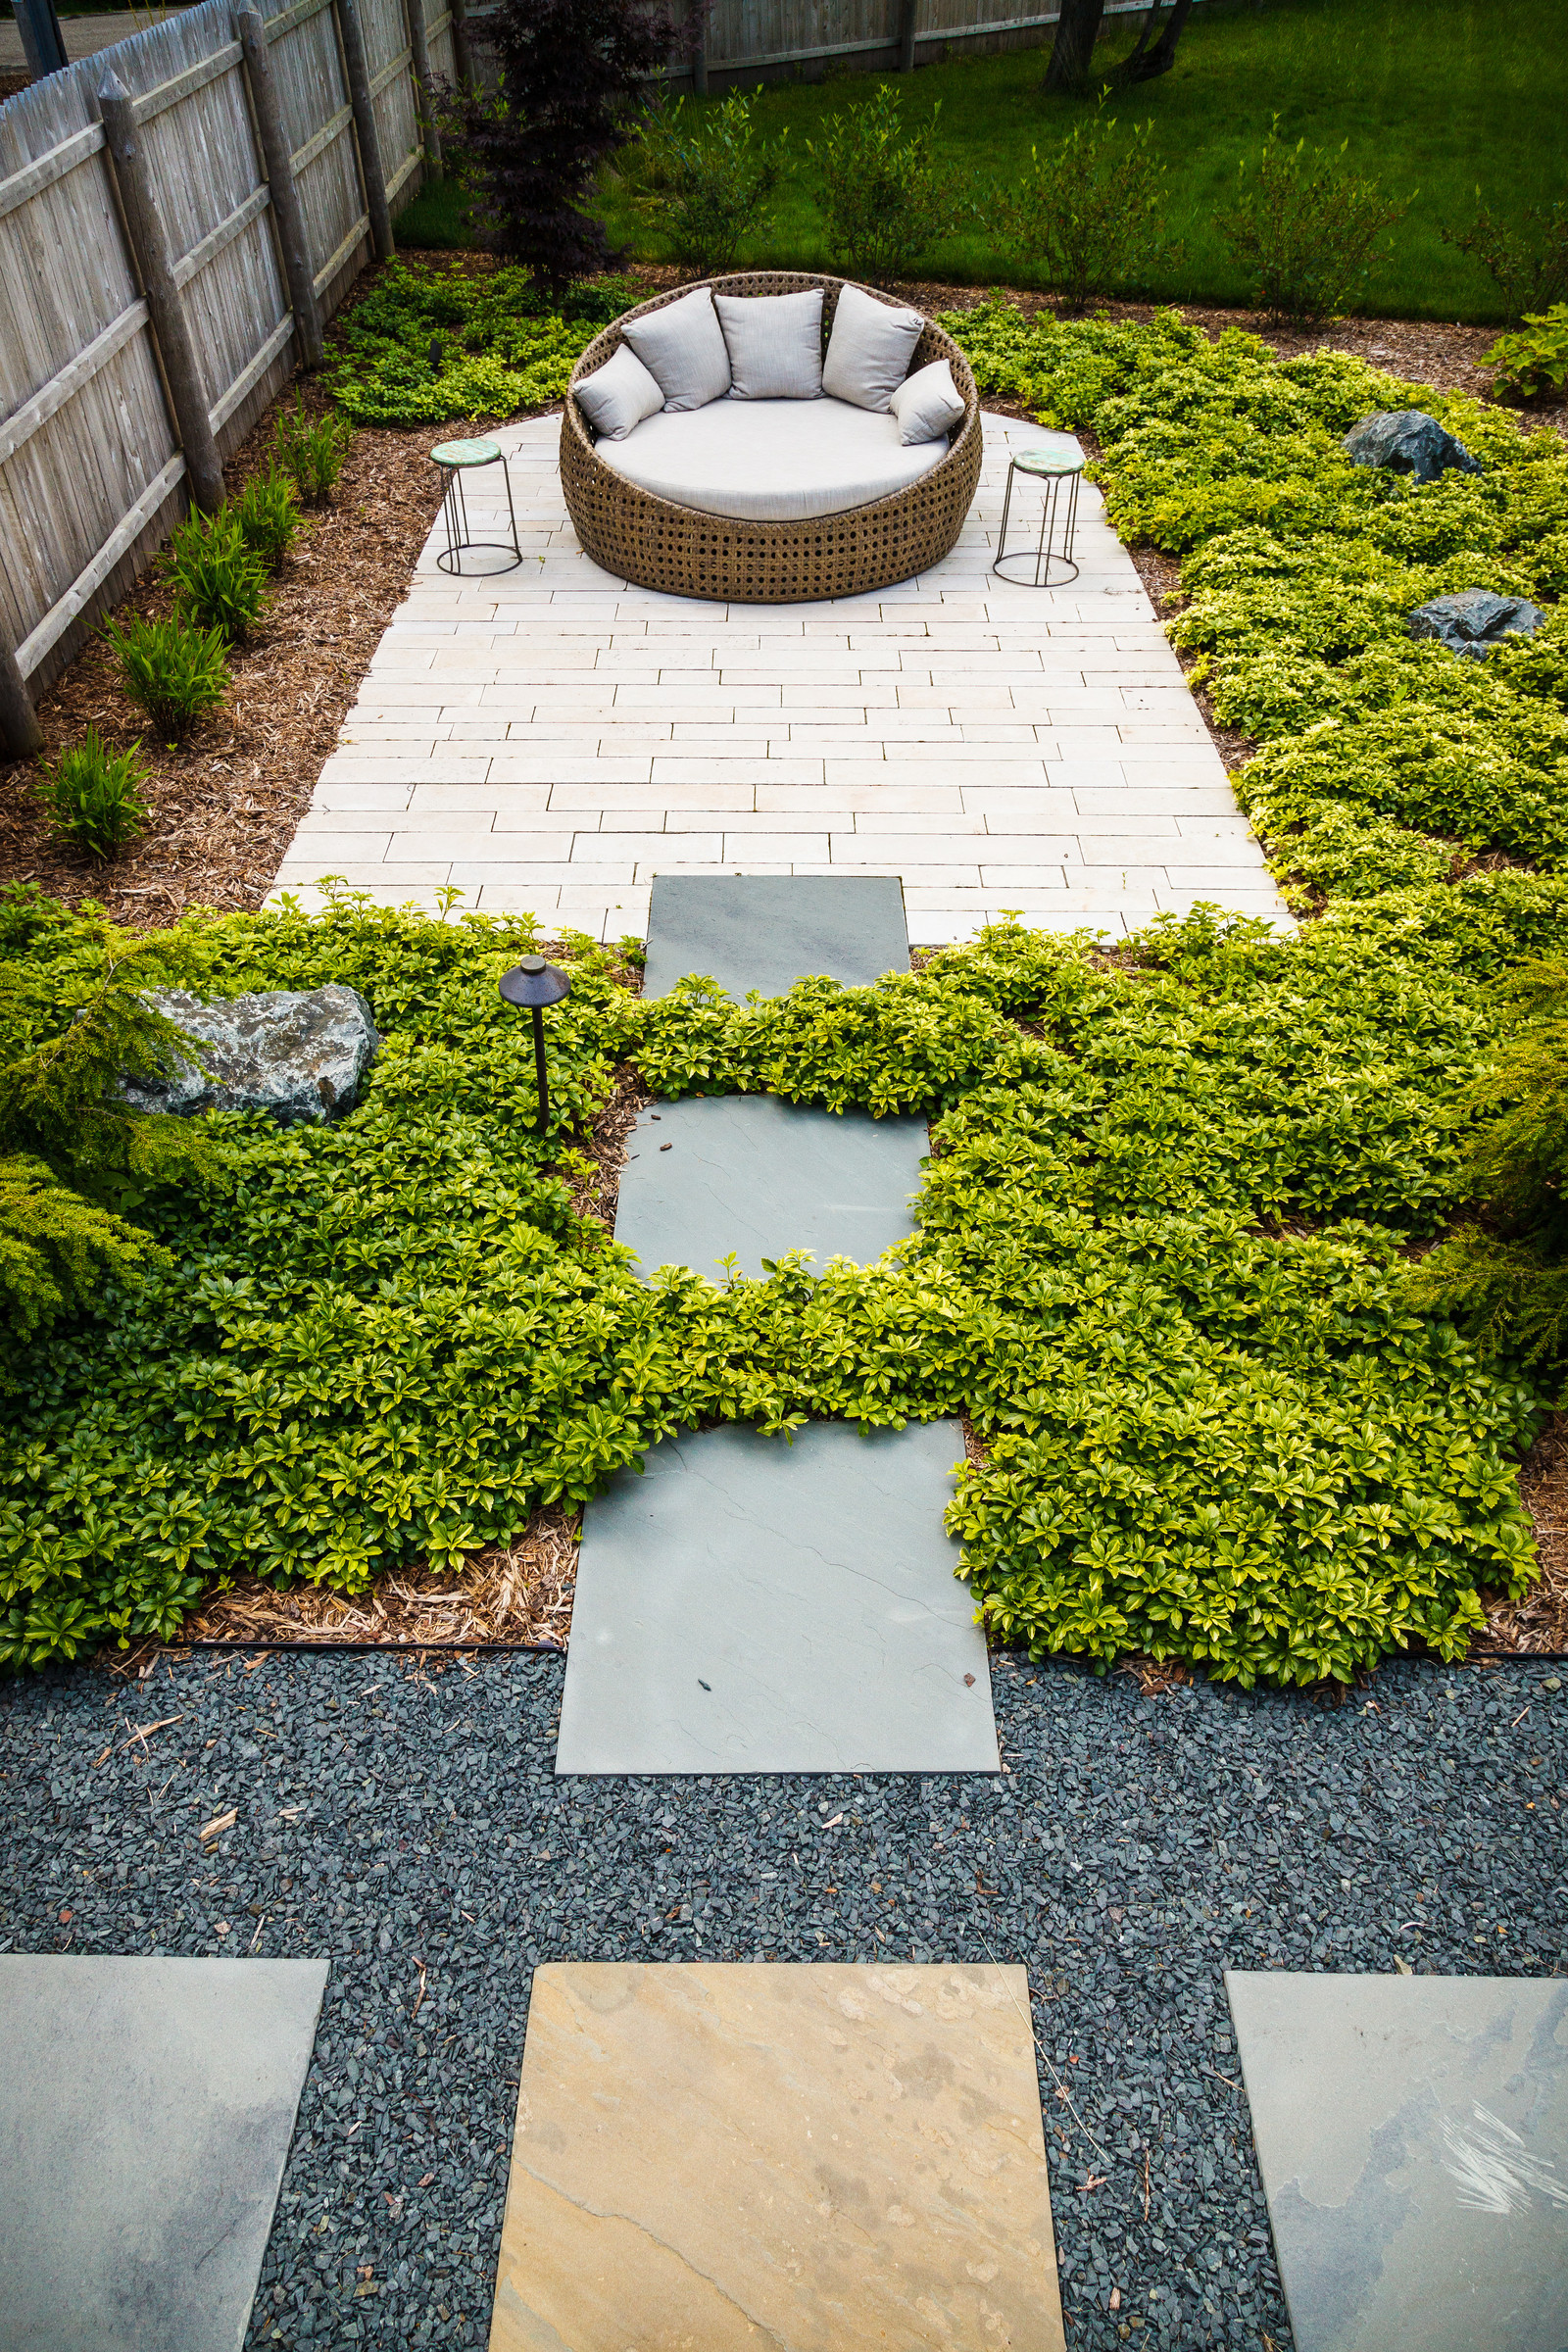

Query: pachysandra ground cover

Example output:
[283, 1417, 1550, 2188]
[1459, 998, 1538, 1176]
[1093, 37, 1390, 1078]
[3, 320, 1564, 1689]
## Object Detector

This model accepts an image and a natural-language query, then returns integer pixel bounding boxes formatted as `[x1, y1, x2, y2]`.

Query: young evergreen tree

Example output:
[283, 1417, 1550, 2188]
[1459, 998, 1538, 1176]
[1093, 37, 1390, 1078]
[455, 0, 676, 294]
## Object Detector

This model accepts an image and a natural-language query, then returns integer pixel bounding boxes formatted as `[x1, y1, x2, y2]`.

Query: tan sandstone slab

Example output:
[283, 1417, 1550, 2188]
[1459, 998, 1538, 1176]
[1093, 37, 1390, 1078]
[488, 1961, 1064, 2352]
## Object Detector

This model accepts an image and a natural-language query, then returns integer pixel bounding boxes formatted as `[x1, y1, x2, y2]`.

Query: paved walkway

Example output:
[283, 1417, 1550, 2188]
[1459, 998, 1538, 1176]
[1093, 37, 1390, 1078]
[272, 410, 1290, 945]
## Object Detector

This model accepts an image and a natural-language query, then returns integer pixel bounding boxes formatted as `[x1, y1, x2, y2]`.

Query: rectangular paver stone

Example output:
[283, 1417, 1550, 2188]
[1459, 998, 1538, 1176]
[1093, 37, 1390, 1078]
[557, 1420, 996, 1775]
[642, 872, 908, 998]
[1227, 1970, 1568, 2352]
[615, 1095, 925, 1281]
[489, 1961, 1064, 2352]
[0, 1954, 327, 2352]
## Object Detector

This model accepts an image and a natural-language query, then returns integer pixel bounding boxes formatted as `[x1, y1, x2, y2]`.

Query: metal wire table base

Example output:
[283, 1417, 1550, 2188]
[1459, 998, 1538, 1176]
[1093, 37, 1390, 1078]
[434, 452, 523, 576]
[993, 460, 1081, 587]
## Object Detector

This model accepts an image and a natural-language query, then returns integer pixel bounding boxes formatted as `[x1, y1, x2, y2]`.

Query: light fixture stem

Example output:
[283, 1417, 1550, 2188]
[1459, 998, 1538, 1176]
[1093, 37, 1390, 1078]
[531, 1004, 549, 1137]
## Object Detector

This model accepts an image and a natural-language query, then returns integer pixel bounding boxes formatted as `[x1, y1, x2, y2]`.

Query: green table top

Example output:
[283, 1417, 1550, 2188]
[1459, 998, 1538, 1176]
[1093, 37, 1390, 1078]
[431, 437, 503, 467]
[1010, 445, 1084, 477]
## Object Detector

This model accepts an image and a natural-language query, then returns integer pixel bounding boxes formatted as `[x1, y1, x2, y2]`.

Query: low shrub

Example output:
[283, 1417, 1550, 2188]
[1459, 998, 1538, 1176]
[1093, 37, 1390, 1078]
[164, 508, 269, 640]
[1213, 122, 1408, 321]
[103, 612, 229, 742]
[273, 399, 353, 505]
[320, 264, 636, 428]
[625, 88, 789, 272]
[991, 102, 1176, 313]
[234, 464, 301, 568]
[34, 730, 150, 859]
[1442, 198, 1568, 327]
[1484, 305, 1568, 406]
[807, 85, 969, 284]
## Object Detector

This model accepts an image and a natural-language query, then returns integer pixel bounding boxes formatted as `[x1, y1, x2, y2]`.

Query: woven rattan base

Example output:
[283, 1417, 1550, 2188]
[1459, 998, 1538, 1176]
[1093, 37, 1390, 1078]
[562, 275, 983, 605]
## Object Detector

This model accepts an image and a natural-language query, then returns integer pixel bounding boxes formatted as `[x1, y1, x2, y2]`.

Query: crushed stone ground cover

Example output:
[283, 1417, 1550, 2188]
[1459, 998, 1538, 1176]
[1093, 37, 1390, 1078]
[2, 1647, 1562, 2350]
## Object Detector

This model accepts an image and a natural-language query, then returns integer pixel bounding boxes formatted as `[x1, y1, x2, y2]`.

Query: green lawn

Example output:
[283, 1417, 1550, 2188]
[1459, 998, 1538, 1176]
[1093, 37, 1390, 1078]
[586, 0, 1565, 322]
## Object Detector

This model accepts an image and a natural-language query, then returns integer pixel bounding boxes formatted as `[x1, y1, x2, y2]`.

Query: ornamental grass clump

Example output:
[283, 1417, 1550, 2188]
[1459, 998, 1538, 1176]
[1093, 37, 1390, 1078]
[234, 463, 301, 568]
[103, 612, 229, 742]
[34, 729, 150, 859]
[164, 507, 269, 641]
[273, 399, 352, 506]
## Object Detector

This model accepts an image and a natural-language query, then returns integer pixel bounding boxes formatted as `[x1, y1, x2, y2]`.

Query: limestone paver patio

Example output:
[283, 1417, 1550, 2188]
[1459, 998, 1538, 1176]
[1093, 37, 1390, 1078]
[271, 410, 1291, 944]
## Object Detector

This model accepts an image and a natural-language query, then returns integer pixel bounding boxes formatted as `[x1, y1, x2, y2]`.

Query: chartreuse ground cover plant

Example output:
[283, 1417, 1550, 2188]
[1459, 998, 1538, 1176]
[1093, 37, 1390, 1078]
[0, 870, 1554, 1688]
[4, 322, 1564, 1690]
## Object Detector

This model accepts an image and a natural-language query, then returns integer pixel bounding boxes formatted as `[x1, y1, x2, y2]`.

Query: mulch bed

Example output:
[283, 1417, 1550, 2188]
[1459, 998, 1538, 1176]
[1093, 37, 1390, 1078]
[172, 1504, 579, 1654]
[0, 394, 448, 925]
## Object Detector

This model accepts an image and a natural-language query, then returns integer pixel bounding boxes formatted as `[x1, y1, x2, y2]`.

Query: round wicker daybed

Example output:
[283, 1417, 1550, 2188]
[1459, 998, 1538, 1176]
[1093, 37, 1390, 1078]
[561, 271, 983, 605]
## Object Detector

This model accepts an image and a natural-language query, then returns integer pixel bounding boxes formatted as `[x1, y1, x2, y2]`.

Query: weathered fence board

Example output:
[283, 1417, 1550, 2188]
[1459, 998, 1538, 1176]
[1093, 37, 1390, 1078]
[0, 0, 453, 713]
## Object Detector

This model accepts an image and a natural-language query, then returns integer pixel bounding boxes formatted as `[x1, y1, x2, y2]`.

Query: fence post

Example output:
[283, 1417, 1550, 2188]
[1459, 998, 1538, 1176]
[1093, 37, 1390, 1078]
[334, 0, 395, 262]
[0, 612, 44, 761]
[898, 0, 919, 72]
[236, 8, 324, 368]
[405, 0, 442, 176]
[448, 0, 473, 96]
[15, 0, 68, 78]
[98, 74, 226, 513]
[689, 0, 708, 94]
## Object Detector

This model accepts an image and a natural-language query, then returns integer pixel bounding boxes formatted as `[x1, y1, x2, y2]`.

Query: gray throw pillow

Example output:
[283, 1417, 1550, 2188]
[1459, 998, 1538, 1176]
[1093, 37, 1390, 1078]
[621, 287, 732, 413]
[822, 284, 924, 414]
[888, 358, 966, 446]
[575, 343, 665, 441]
[714, 288, 824, 400]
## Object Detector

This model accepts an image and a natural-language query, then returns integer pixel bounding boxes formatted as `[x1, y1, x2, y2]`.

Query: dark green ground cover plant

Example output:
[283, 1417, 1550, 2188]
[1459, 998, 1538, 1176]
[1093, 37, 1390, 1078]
[322, 265, 637, 429]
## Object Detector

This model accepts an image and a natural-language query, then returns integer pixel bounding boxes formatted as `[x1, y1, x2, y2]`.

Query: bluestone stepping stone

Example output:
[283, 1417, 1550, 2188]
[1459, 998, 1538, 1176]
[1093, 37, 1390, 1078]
[1227, 1970, 1568, 2352]
[556, 1419, 997, 1774]
[0, 1953, 327, 2352]
[642, 872, 909, 1000]
[615, 1094, 927, 1280]
[487, 1961, 1066, 2352]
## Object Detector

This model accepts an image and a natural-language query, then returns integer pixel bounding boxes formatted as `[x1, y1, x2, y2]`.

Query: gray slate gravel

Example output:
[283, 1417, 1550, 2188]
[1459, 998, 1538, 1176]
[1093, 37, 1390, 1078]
[3, 1648, 1565, 2351]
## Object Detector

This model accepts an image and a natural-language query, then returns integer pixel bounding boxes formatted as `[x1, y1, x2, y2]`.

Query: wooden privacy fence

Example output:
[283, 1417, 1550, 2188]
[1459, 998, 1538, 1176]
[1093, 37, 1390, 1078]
[0, 0, 469, 752]
[669, 0, 1161, 89]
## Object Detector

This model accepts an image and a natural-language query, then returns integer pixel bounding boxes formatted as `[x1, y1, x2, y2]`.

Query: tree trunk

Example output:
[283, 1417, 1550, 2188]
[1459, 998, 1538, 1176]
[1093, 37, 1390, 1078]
[1115, 0, 1194, 82]
[1043, 0, 1105, 93]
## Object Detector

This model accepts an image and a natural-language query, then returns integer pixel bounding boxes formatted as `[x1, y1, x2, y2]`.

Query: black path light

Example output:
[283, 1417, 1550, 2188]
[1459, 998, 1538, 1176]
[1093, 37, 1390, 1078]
[499, 953, 572, 1137]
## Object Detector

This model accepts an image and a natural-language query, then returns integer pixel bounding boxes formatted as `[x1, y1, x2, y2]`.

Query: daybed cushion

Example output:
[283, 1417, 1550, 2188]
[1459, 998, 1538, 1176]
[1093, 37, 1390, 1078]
[822, 284, 924, 413]
[574, 343, 665, 441]
[593, 395, 949, 521]
[621, 286, 732, 413]
[714, 288, 824, 400]
[890, 358, 966, 446]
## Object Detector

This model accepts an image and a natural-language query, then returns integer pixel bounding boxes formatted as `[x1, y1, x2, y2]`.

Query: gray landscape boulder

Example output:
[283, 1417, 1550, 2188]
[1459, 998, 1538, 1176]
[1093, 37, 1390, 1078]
[1408, 587, 1546, 660]
[121, 984, 380, 1125]
[1343, 410, 1482, 485]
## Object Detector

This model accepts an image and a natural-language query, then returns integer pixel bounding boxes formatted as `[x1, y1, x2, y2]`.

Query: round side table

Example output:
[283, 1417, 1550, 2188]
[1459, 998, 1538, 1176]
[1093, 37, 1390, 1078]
[429, 437, 523, 575]
[994, 445, 1083, 586]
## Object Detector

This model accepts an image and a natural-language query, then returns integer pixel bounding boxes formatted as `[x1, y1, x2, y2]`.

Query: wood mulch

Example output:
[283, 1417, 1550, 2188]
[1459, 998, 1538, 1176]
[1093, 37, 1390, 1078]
[0, 392, 448, 926]
[173, 1504, 579, 1654]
